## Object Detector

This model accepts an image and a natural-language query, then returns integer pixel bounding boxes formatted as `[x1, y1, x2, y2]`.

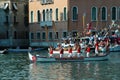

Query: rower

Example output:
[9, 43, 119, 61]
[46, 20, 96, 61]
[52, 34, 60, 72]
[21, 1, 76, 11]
[77, 45, 81, 57]
[49, 46, 53, 57]
[95, 40, 99, 56]
[68, 45, 73, 57]
[60, 47, 64, 58]
[86, 45, 91, 57]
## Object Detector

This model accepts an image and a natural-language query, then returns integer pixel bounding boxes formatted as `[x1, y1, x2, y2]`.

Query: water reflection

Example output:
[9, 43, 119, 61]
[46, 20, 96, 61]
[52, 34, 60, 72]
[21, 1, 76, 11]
[0, 51, 120, 80]
[29, 63, 74, 80]
[29, 62, 103, 80]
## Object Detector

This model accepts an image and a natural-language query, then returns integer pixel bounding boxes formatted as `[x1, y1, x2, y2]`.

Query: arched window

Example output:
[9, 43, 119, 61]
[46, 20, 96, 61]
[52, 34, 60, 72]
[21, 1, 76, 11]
[43, 10, 45, 21]
[49, 32, 52, 40]
[91, 7, 97, 21]
[37, 10, 40, 22]
[72, 6, 78, 21]
[50, 9, 52, 21]
[14, 31, 17, 39]
[112, 7, 117, 20]
[101, 7, 107, 21]
[31, 11, 34, 22]
[64, 7, 67, 21]
[118, 7, 120, 20]
[46, 9, 49, 21]
[42, 32, 46, 40]
[56, 8, 58, 21]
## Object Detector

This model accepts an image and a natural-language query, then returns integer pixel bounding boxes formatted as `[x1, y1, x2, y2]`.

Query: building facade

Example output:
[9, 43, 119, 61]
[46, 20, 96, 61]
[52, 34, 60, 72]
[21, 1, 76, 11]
[29, 0, 120, 47]
[29, 0, 68, 47]
[68, 0, 120, 37]
[0, 0, 29, 48]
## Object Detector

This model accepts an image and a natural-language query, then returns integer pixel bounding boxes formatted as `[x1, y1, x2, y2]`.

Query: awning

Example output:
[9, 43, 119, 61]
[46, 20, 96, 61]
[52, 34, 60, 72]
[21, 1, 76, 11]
[13, 3, 18, 10]
[4, 3, 8, 10]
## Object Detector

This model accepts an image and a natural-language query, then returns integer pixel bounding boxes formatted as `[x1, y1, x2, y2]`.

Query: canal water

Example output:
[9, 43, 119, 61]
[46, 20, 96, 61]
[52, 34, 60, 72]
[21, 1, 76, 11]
[0, 50, 120, 80]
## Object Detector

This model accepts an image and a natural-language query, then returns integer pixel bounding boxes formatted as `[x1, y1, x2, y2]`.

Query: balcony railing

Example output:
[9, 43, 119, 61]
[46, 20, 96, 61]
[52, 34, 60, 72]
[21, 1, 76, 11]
[40, 21, 53, 27]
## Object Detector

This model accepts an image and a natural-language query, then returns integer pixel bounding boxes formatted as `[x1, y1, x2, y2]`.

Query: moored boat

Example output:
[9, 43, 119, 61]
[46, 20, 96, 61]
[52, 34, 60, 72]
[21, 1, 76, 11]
[8, 47, 44, 52]
[110, 45, 120, 52]
[28, 52, 109, 63]
[0, 49, 8, 54]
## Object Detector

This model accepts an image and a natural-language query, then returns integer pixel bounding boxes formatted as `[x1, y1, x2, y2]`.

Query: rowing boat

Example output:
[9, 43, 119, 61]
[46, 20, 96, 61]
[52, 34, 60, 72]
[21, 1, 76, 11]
[28, 52, 109, 63]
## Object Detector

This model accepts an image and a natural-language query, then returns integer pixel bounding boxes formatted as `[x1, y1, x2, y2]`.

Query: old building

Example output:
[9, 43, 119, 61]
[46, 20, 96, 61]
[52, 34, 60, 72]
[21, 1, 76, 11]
[68, 0, 120, 37]
[29, 0, 68, 47]
[0, 0, 29, 48]
[29, 0, 120, 47]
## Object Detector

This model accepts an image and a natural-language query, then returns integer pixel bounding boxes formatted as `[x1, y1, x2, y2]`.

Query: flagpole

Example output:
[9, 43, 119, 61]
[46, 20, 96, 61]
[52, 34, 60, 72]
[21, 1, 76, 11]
[83, 13, 86, 36]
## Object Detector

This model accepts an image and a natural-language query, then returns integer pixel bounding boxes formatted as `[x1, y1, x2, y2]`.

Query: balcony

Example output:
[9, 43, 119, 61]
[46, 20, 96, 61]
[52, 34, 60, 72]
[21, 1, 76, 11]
[40, 0, 54, 5]
[40, 21, 53, 27]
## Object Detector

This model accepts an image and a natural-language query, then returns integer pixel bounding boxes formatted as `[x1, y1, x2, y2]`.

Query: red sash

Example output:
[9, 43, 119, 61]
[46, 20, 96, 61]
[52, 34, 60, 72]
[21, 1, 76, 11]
[77, 47, 81, 53]
[50, 50, 53, 54]
[69, 48, 72, 53]
[60, 49, 64, 54]
[86, 47, 90, 52]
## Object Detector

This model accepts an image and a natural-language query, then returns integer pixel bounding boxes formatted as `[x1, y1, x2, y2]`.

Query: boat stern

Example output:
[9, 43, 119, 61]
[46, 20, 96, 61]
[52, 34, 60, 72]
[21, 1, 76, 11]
[28, 52, 37, 63]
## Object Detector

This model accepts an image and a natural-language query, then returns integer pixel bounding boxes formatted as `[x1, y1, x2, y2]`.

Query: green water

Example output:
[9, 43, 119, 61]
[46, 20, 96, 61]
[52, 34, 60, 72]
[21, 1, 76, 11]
[0, 50, 120, 80]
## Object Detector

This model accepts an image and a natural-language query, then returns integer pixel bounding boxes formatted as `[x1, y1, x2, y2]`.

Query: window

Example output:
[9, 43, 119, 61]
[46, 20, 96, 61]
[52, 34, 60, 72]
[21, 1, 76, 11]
[46, 9, 49, 21]
[37, 10, 40, 22]
[72, 6, 78, 21]
[118, 7, 120, 20]
[64, 7, 67, 21]
[14, 16, 17, 24]
[112, 7, 117, 20]
[50, 9, 52, 21]
[43, 10, 45, 21]
[7, 31, 8, 39]
[37, 32, 40, 39]
[42, 32, 46, 40]
[26, 31, 29, 39]
[56, 8, 58, 21]
[63, 32, 67, 38]
[14, 31, 17, 39]
[55, 32, 59, 39]
[6, 16, 8, 23]
[101, 7, 107, 21]
[49, 32, 52, 40]
[31, 11, 34, 23]
[91, 7, 97, 21]
[31, 33, 34, 39]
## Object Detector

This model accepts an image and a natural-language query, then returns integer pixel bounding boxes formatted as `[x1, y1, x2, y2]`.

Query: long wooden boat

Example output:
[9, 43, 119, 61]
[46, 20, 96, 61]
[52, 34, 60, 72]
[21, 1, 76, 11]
[52, 50, 77, 54]
[28, 52, 109, 63]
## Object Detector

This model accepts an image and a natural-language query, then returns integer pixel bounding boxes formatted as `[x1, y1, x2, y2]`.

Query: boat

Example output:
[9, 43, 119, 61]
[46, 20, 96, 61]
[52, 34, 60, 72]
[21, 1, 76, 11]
[8, 47, 44, 52]
[110, 44, 120, 52]
[0, 49, 8, 54]
[52, 50, 77, 54]
[8, 48, 31, 52]
[28, 52, 109, 63]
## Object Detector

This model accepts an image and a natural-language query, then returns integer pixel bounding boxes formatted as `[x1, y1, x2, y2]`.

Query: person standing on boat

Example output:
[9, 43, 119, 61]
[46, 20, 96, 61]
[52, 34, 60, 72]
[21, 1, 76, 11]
[60, 46, 64, 58]
[86, 45, 91, 57]
[68, 45, 73, 57]
[106, 39, 110, 53]
[49, 46, 53, 57]
[95, 40, 99, 56]
[77, 45, 81, 57]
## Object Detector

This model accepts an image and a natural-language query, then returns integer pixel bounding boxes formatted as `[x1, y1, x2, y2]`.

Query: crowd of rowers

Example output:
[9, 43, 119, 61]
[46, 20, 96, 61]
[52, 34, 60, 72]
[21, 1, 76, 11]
[49, 37, 110, 58]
